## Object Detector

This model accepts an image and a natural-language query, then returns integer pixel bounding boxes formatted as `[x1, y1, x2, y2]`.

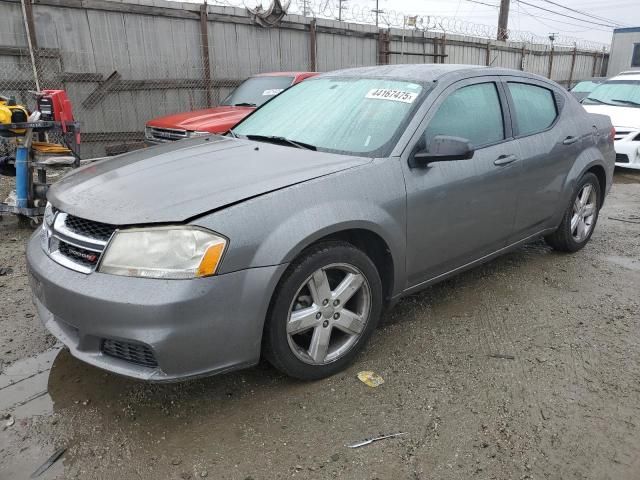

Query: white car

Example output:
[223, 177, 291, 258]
[582, 70, 640, 169]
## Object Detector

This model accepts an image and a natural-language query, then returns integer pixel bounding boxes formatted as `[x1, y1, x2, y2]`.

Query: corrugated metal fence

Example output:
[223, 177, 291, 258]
[0, 0, 609, 158]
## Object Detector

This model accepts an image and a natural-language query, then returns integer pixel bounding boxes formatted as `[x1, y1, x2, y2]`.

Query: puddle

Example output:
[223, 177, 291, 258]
[0, 347, 63, 480]
[0, 346, 60, 418]
[606, 255, 640, 272]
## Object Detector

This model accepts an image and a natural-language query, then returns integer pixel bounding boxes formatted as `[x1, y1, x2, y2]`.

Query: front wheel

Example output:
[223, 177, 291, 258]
[545, 172, 601, 252]
[263, 241, 382, 380]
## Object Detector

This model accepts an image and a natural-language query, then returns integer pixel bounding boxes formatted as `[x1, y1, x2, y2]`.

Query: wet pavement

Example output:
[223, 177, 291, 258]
[1, 170, 640, 479]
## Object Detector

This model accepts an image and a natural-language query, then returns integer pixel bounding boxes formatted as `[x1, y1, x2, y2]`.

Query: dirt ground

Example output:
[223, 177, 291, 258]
[1, 170, 639, 480]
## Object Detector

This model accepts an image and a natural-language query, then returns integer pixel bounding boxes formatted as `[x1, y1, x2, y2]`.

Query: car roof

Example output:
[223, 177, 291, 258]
[317, 64, 552, 84]
[253, 72, 318, 77]
[612, 70, 640, 80]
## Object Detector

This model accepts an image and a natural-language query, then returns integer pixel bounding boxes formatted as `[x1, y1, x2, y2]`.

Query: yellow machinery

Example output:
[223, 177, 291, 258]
[0, 95, 29, 134]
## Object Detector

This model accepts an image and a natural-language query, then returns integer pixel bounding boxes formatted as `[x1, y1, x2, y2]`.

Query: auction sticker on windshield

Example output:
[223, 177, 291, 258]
[366, 88, 418, 103]
[263, 89, 284, 96]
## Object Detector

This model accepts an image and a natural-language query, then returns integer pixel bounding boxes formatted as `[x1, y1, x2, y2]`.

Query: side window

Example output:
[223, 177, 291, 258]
[633, 43, 640, 68]
[508, 82, 558, 136]
[423, 82, 504, 149]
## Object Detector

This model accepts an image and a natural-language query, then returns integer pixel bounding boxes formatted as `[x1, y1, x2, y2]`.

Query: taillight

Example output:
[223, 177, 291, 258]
[609, 126, 616, 142]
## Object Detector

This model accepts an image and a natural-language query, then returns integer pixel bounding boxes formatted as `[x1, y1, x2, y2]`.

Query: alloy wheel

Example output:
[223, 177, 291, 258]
[286, 263, 372, 365]
[571, 183, 597, 242]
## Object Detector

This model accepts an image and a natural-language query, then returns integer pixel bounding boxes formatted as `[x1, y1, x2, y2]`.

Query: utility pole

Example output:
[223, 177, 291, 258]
[338, 0, 347, 22]
[372, 0, 383, 28]
[497, 0, 509, 41]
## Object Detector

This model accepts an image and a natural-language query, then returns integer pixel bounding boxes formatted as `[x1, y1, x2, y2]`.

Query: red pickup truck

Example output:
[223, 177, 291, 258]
[145, 71, 318, 144]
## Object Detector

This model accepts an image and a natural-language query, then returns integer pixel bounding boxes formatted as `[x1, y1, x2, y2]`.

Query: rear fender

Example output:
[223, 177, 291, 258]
[552, 146, 610, 227]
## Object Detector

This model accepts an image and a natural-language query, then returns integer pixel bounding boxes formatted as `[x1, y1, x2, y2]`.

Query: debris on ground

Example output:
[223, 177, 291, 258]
[488, 353, 515, 360]
[30, 447, 66, 478]
[3, 414, 15, 429]
[0, 266, 13, 276]
[357, 370, 384, 387]
[347, 432, 408, 448]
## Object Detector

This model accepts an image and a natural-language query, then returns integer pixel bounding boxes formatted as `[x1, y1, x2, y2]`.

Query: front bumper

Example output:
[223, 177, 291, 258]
[26, 232, 286, 382]
[613, 129, 640, 170]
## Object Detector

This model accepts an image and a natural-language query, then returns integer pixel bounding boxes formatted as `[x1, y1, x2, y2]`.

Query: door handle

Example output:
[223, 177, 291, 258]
[562, 136, 579, 145]
[493, 154, 518, 166]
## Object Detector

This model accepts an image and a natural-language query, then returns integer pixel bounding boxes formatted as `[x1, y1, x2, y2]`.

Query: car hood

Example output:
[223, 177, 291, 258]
[582, 104, 640, 130]
[48, 137, 370, 225]
[146, 106, 254, 133]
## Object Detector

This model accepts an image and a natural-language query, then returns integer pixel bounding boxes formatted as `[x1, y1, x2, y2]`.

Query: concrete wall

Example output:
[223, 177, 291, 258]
[607, 27, 640, 77]
[0, 0, 609, 158]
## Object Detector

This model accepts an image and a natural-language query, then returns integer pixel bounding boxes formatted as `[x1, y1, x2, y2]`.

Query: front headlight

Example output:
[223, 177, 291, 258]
[188, 131, 211, 138]
[43, 201, 56, 227]
[98, 226, 227, 279]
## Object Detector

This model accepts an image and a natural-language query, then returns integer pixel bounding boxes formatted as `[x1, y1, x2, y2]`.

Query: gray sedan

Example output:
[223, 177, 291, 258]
[27, 65, 615, 381]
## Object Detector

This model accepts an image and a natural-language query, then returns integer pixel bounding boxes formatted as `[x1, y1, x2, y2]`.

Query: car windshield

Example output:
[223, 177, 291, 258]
[221, 76, 295, 107]
[233, 77, 425, 156]
[582, 80, 640, 107]
[571, 80, 601, 93]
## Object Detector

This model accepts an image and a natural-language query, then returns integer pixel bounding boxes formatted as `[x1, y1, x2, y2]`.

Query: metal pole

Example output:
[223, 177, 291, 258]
[568, 44, 577, 88]
[375, 0, 379, 27]
[309, 18, 317, 71]
[20, 0, 40, 91]
[401, 16, 406, 62]
[199, 3, 212, 107]
[497, 0, 509, 41]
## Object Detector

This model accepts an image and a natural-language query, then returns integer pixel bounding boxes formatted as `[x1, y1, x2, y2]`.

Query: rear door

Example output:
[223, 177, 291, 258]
[501, 78, 578, 240]
[402, 77, 521, 287]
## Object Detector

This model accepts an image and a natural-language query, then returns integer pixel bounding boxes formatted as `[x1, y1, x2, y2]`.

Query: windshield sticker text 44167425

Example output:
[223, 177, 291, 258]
[365, 89, 418, 103]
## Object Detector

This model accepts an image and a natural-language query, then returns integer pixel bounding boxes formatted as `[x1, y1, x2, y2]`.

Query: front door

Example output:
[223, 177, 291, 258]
[402, 78, 520, 288]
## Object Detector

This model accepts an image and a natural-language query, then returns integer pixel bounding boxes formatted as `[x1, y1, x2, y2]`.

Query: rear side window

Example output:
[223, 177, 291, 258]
[424, 82, 504, 148]
[632, 44, 640, 68]
[508, 83, 558, 136]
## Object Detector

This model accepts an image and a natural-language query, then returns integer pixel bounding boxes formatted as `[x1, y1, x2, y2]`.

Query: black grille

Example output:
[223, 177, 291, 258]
[64, 215, 117, 241]
[102, 339, 158, 368]
[58, 242, 100, 267]
[616, 153, 630, 164]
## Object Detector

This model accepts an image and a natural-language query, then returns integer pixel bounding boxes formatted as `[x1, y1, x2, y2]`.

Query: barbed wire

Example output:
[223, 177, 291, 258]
[209, 0, 608, 51]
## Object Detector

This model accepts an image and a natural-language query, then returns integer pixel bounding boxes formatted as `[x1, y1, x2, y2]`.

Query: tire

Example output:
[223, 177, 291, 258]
[263, 241, 383, 380]
[544, 172, 601, 252]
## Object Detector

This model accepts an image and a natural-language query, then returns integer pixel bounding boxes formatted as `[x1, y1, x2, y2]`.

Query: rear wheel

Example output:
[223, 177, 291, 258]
[545, 172, 601, 252]
[263, 241, 382, 380]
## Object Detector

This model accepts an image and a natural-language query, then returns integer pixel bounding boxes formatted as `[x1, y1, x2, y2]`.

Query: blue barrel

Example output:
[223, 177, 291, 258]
[15, 145, 29, 208]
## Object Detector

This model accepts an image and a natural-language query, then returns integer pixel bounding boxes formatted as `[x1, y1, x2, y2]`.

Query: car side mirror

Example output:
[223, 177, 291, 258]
[410, 135, 475, 168]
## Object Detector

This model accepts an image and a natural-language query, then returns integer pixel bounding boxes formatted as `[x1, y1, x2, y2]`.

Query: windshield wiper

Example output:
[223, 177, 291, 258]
[245, 135, 317, 151]
[233, 102, 257, 107]
[611, 98, 640, 107]
[226, 129, 237, 138]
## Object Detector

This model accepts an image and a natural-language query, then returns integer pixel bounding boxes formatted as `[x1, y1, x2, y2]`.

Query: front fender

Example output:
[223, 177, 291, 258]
[194, 158, 407, 296]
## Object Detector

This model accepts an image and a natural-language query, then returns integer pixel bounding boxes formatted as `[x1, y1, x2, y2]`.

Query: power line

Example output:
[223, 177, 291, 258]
[464, 0, 501, 8]
[534, 0, 630, 28]
[514, 0, 618, 28]
[516, 3, 613, 33]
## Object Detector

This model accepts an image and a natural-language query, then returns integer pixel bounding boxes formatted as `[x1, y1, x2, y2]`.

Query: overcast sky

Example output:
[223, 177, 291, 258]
[331, 0, 640, 45]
